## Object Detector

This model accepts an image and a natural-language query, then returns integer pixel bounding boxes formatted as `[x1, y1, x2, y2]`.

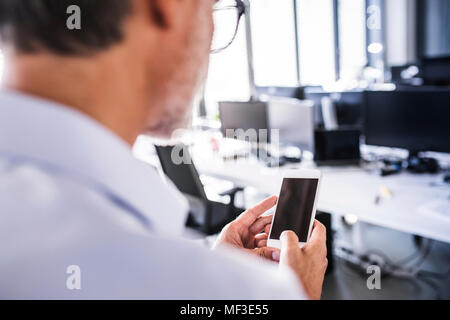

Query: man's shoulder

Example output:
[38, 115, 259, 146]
[0, 157, 98, 205]
[0, 157, 147, 238]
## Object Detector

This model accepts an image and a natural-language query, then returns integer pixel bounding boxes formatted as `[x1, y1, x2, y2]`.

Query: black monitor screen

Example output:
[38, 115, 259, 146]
[364, 90, 450, 153]
[219, 102, 269, 143]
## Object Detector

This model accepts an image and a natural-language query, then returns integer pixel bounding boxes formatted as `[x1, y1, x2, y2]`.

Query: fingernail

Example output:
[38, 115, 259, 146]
[272, 251, 280, 262]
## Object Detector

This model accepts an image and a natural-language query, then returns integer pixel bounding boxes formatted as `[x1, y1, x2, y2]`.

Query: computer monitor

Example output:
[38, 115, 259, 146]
[304, 89, 364, 128]
[218, 101, 269, 143]
[266, 97, 315, 152]
[364, 90, 450, 154]
[219, 99, 315, 152]
[421, 57, 450, 86]
[255, 86, 305, 100]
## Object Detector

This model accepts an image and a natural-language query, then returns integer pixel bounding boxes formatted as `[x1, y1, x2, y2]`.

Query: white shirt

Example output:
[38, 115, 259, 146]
[0, 90, 305, 299]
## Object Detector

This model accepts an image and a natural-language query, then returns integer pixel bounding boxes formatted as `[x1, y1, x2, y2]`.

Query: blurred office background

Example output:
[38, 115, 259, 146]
[2, 0, 449, 300]
[147, 0, 450, 300]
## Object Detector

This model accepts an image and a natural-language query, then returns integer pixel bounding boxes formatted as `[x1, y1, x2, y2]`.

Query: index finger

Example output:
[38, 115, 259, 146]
[236, 196, 277, 227]
[248, 214, 274, 235]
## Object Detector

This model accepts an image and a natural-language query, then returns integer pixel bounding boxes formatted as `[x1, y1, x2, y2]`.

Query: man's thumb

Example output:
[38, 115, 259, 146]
[280, 230, 299, 252]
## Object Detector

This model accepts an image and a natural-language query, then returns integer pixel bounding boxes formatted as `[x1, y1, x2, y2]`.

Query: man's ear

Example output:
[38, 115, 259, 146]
[144, 0, 185, 29]
[148, 0, 168, 28]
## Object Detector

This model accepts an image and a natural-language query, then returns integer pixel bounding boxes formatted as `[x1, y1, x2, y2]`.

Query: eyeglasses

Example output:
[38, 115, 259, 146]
[211, 0, 246, 54]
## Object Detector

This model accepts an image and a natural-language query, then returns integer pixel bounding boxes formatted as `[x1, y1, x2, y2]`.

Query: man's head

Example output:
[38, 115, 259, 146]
[0, 0, 215, 142]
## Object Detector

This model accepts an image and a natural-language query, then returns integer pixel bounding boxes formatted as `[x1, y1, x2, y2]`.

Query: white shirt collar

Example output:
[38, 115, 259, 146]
[0, 89, 188, 235]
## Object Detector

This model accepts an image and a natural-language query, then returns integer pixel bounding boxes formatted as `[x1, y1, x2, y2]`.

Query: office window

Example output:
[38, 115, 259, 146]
[250, 0, 298, 86]
[366, 0, 385, 73]
[296, 0, 336, 85]
[422, 0, 450, 58]
[338, 0, 367, 83]
[204, 16, 250, 118]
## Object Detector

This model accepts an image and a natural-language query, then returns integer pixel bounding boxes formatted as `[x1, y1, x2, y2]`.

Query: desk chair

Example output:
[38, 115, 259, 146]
[155, 144, 244, 235]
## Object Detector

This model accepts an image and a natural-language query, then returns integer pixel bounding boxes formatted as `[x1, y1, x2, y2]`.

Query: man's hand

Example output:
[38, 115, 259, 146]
[279, 221, 328, 300]
[213, 196, 279, 261]
[213, 196, 328, 299]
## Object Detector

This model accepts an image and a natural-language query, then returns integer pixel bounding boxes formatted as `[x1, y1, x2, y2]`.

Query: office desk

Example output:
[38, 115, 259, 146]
[133, 135, 450, 244]
[194, 155, 450, 244]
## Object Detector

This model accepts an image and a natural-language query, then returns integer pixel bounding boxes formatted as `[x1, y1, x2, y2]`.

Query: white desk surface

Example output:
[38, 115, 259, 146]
[194, 156, 450, 244]
[133, 136, 450, 244]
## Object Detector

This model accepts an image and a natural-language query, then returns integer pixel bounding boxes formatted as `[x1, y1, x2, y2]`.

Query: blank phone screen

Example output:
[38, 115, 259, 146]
[269, 178, 319, 242]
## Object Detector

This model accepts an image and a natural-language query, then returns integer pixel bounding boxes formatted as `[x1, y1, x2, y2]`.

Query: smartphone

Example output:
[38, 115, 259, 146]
[267, 169, 322, 248]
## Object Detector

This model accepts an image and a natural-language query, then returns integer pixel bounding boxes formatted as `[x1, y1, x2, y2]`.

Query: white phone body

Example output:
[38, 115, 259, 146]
[267, 169, 322, 249]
